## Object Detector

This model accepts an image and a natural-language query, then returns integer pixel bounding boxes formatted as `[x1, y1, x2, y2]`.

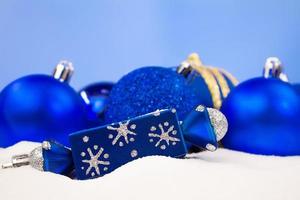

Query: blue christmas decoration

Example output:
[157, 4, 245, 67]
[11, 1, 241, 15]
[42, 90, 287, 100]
[105, 67, 199, 123]
[183, 106, 222, 151]
[42, 141, 74, 175]
[70, 109, 187, 179]
[221, 57, 300, 156]
[79, 82, 114, 125]
[70, 106, 227, 179]
[0, 61, 89, 147]
[1, 141, 74, 176]
[2, 105, 227, 179]
[294, 84, 300, 97]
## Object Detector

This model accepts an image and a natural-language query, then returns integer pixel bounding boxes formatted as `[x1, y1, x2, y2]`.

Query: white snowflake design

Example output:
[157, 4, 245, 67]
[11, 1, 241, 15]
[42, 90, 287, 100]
[148, 122, 180, 150]
[107, 121, 137, 146]
[81, 147, 110, 177]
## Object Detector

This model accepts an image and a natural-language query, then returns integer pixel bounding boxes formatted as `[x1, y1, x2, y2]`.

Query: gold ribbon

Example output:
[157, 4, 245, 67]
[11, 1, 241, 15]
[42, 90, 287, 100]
[218, 68, 239, 86]
[208, 67, 230, 99]
[182, 53, 239, 109]
[184, 53, 222, 109]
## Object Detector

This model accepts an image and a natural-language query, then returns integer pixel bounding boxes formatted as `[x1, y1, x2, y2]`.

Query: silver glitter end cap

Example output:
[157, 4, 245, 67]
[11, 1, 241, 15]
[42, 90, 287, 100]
[207, 108, 228, 141]
[29, 147, 44, 171]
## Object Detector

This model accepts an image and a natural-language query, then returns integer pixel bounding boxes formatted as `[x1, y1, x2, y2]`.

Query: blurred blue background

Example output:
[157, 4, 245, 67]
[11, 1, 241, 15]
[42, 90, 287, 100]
[0, 0, 299, 90]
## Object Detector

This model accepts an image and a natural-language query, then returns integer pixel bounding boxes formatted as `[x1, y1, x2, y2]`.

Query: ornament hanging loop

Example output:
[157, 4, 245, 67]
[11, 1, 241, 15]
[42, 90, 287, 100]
[53, 60, 74, 83]
[263, 57, 288, 82]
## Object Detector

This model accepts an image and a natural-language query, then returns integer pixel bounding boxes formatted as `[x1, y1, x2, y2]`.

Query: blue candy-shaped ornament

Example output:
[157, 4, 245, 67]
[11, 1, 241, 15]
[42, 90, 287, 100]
[0, 61, 89, 147]
[70, 105, 227, 179]
[2, 105, 228, 179]
[221, 57, 300, 156]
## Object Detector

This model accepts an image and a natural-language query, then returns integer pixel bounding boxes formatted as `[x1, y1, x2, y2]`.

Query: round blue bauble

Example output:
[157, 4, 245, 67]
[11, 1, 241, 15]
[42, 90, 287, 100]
[0, 74, 89, 147]
[79, 82, 114, 125]
[105, 67, 199, 123]
[294, 84, 300, 97]
[221, 77, 300, 156]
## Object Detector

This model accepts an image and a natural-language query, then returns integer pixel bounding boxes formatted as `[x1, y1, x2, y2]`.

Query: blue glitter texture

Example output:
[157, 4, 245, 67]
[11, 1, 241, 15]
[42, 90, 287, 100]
[105, 67, 199, 123]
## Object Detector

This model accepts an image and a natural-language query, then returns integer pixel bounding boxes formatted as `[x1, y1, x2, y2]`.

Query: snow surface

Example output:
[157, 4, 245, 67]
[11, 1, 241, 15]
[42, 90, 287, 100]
[1, 141, 300, 200]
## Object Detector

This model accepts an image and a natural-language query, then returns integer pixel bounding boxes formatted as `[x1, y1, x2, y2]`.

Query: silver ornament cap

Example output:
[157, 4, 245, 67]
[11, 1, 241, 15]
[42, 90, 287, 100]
[177, 61, 193, 77]
[53, 60, 74, 83]
[263, 57, 288, 82]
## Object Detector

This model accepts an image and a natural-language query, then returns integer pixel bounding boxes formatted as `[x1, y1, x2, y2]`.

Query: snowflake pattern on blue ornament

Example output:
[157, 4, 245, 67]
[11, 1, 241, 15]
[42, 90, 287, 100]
[107, 121, 137, 147]
[148, 121, 180, 150]
[81, 146, 110, 177]
[70, 109, 187, 180]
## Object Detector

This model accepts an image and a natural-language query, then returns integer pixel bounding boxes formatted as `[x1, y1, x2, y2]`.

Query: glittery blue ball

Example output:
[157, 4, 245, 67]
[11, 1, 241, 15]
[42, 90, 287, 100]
[105, 67, 199, 123]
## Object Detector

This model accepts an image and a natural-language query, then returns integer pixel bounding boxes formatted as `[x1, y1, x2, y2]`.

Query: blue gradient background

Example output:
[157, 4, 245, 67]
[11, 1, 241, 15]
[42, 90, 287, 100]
[0, 0, 299, 90]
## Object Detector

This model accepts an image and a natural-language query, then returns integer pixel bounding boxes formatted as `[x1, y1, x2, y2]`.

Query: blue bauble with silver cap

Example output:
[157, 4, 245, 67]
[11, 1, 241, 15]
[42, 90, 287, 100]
[0, 61, 89, 147]
[221, 57, 300, 156]
[79, 82, 114, 126]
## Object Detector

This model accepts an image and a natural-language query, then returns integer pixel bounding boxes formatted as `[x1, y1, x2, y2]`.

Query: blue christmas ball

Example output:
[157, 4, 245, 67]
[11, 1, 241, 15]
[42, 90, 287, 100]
[221, 77, 300, 156]
[0, 74, 89, 147]
[79, 82, 114, 125]
[105, 67, 199, 123]
[294, 84, 300, 97]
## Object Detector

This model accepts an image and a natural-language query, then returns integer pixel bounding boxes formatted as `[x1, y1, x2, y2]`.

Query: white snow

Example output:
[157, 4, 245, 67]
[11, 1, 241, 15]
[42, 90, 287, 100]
[1, 141, 300, 200]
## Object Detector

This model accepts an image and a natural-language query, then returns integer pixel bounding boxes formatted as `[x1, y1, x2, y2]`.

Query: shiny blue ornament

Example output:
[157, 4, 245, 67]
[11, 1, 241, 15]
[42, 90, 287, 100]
[79, 82, 113, 125]
[294, 84, 300, 97]
[221, 57, 300, 156]
[105, 67, 199, 123]
[0, 61, 89, 147]
[177, 67, 214, 108]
